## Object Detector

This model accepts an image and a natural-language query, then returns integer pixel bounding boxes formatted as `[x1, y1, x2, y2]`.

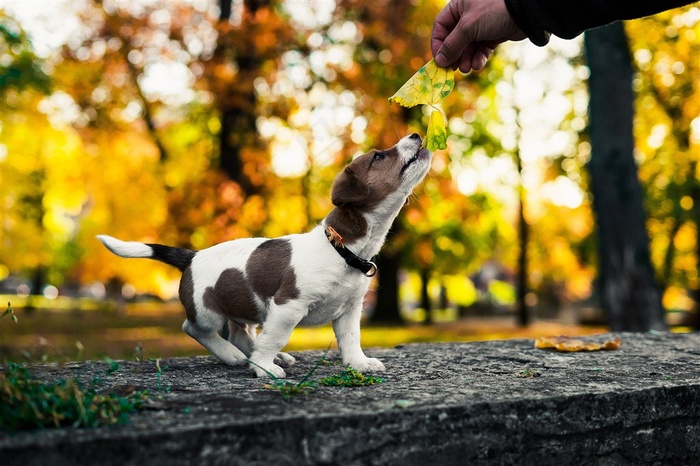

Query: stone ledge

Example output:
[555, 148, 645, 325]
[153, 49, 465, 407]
[1, 332, 699, 465]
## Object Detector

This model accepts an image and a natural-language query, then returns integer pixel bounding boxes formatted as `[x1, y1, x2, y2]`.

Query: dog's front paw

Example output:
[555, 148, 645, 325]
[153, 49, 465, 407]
[274, 352, 296, 368]
[249, 361, 286, 379]
[346, 357, 385, 373]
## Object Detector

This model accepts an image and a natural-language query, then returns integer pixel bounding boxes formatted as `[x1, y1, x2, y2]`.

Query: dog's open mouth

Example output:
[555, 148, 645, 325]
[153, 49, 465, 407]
[400, 148, 429, 175]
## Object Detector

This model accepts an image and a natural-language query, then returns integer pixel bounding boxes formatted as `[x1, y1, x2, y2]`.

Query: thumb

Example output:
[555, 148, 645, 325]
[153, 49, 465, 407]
[435, 17, 477, 68]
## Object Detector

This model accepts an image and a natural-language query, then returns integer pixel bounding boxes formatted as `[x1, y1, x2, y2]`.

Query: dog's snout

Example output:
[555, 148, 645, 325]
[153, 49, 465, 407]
[409, 133, 420, 140]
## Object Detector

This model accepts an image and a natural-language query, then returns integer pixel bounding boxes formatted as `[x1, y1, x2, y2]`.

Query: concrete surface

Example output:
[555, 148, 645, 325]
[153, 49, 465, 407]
[1, 332, 699, 465]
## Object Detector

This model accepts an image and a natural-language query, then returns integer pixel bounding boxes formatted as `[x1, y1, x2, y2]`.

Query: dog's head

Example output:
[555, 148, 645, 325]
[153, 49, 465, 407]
[331, 133, 431, 210]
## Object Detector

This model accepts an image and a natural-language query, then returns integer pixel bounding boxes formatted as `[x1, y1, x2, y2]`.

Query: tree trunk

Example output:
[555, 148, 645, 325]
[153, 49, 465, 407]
[215, 0, 267, 194]
[219, 104, 256, 193]
[420, 268, 432, 325]
[584, 23, 665, 331]
[219, 0, 232, 19]
[371, 224, 403, 324]
[515, 147, 530, 327]
[690, 178, 700, 330]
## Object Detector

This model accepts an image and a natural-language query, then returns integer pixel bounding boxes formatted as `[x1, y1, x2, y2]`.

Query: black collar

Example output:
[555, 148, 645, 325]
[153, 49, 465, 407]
[324, 226, 378, 277]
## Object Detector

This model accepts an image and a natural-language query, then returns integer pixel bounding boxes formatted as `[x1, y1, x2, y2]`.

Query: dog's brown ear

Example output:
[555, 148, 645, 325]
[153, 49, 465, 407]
[331, 166, 369, 206]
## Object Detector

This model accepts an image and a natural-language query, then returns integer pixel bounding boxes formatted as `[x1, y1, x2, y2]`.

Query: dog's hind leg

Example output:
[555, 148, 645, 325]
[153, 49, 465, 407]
[227, 322, 255, 357]
[274, 351, 296, 368]
[182, 319, 247, 366]
[228, 322, 296, 368]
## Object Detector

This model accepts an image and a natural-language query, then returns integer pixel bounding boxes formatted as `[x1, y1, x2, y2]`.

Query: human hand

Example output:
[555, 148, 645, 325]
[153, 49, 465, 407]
[431, 0, 526, 73]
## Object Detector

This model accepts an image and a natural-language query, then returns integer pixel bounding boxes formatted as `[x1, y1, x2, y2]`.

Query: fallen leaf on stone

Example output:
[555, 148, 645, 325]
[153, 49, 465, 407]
[534, 336, 622, 352]
[389, 59, 454, 151]
[394, 399, 416, 409]
[516, 368, 540, 378]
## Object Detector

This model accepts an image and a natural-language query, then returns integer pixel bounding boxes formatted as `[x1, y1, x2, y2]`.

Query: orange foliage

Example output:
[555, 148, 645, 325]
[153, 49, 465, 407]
[1, 1, 697, 313]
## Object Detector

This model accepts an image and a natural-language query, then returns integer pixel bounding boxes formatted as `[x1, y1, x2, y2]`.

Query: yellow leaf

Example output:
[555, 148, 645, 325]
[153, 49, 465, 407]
[389, 59, 454, 151]
[389, 59, 455, 107]
[534, 336, 622, 352]
[425, 110, 448, 151]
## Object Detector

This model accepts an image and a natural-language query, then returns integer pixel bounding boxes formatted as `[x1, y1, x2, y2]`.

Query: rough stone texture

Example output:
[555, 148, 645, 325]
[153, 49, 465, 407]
[1, 332, 699, 465]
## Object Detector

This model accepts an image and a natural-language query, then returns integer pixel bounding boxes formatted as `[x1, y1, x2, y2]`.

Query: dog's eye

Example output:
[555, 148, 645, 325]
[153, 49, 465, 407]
[373, 151, 387, 161]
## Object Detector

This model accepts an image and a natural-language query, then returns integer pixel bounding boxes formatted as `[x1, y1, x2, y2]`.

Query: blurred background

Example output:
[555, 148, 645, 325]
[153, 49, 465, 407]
[1, 1, 698, 362]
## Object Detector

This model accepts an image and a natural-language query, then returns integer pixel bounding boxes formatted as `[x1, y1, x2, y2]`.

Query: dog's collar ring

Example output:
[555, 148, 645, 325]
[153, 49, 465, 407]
[364, 261, 378, 278]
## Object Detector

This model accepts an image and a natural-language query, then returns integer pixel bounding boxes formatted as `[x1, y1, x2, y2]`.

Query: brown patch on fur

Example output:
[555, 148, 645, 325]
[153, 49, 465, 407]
[331, 165, 371, 206]
[330, 154, 401, 210]
[325, 207, 368, 244]
[179, 266, 197, 323]
[326, 145, 405, 244]
[203, 268, 261, 323]
[246, 239, 300, 305]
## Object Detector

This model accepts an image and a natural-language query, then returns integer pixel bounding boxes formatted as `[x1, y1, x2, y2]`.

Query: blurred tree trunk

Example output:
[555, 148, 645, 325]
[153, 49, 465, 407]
[507, 56, 530, 327]
[371, 225, 403, 324]
[24, 168, 47, 305]
[420, 268, 432, 325]
[584, 23, 665, 331]
[215, 0, 270, 194]
[98, 2, 169, 164]
[515, 144, 530, 327]
[691, 178, 700, 330]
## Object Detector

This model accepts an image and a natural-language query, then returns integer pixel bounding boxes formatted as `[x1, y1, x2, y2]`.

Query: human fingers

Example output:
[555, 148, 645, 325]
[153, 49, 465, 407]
[435, 15, 479, 69]
[457, 43, 476, 74]
[470, 43, 496, 71]
[431, 21, 452, 60]
[455, 41, 497, 74]
[431, 0, 461, 55]
[432, 2, 476, 68]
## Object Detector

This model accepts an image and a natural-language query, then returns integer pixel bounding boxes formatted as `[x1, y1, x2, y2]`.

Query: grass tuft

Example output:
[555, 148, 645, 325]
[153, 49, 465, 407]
[0, 360, 148, 432]
[250, 352, 329, 400]
[1, 301, 148, 432]
[319, 366, 385, 387]
[253, 349, 385, 399]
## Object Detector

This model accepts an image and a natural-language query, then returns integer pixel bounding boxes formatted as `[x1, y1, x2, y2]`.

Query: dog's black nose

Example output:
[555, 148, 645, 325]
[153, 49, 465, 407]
[409, 133, 420, 140]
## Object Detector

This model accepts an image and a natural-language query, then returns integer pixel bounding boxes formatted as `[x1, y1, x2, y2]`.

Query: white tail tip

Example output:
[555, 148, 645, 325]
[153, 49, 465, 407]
[97, 235, 152, 258]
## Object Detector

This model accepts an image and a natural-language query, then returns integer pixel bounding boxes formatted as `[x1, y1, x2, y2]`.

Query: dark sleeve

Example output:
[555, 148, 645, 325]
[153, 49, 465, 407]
[504, 0, 697, 46]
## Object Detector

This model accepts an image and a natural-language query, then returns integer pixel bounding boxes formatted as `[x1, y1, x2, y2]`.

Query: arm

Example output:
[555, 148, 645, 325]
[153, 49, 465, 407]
[505, 0, 696, 46]
[432, 0, 696, 71]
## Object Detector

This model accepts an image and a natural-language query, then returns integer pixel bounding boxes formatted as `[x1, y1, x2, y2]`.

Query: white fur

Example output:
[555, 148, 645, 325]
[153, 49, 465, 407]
[99, 134, 431, 378]
[97, 235, 153, 258]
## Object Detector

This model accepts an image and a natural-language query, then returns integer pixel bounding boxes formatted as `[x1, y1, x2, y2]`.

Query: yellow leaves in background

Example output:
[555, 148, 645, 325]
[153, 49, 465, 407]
[389, 59, 454, 151]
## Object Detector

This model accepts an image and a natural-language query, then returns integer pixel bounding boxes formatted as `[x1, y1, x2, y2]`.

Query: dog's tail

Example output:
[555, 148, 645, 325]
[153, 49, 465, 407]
[97, 235, 195, 272]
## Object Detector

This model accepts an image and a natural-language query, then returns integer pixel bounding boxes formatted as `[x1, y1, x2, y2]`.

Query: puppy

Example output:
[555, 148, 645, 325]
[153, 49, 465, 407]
[97, 133, 431, 377]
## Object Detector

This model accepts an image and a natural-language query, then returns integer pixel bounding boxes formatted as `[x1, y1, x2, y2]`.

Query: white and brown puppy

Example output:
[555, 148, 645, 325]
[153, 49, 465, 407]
[97, 133, 431, 378]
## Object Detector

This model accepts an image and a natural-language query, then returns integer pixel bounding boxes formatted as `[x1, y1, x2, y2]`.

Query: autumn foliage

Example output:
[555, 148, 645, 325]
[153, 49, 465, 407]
[0, 1, 698, 321]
